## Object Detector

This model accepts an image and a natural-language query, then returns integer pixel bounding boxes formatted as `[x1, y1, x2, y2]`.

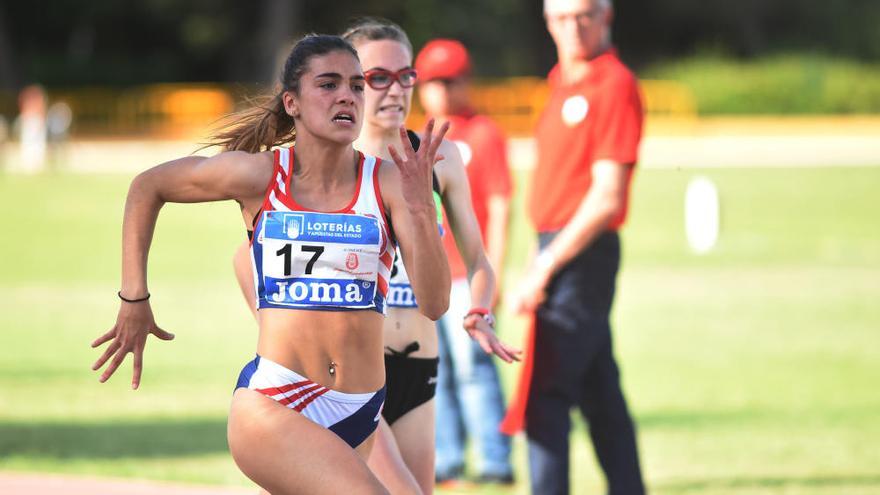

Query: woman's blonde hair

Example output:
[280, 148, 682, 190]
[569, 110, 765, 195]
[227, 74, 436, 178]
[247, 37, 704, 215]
[341, 18, 413, 56]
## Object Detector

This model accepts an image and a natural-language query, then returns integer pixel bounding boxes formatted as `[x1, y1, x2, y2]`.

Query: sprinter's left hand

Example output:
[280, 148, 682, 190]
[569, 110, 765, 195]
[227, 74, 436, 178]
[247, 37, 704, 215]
[91, 300, 175, 389]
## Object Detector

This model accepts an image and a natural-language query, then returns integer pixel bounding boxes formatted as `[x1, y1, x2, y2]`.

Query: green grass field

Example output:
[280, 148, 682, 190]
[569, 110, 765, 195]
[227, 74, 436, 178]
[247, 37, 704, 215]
[1, 165, 878, 494]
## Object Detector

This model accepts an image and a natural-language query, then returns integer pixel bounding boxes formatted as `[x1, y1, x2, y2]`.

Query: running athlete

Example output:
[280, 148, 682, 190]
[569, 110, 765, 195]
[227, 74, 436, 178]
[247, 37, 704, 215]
[91, 34, 451, 495]
[230, 19, 520, 495]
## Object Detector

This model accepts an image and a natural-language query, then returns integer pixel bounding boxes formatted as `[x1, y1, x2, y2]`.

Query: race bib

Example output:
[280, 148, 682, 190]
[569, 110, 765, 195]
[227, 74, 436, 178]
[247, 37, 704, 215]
[259, 210, 381, 309]
[385, 183, 447, 309]
[387, 250, 417, 308]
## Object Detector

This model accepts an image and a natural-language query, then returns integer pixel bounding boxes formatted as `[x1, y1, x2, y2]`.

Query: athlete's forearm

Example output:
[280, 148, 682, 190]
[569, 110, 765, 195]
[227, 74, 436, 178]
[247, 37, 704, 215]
[405, 204, 451, 320]
[466, 254, 495, 311]
[119, 171, 166, 297]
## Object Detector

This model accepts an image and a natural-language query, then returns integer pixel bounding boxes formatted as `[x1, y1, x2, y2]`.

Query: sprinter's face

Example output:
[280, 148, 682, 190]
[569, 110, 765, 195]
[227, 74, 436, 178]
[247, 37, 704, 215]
[284, 50, 365, 144]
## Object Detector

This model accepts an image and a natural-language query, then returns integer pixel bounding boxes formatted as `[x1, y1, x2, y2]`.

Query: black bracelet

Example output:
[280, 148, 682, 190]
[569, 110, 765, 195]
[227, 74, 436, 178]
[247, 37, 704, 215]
[118, 291, 150, 303]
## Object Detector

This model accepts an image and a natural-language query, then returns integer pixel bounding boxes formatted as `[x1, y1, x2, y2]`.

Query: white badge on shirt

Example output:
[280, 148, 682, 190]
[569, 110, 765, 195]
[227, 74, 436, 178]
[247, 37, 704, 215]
[561, 95, 589, 126]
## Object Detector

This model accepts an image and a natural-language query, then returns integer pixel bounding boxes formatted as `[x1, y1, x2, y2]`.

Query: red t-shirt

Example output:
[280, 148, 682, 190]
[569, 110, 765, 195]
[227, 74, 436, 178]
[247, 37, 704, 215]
[440, 111, 513, 280]
[528, 49, 643, 233]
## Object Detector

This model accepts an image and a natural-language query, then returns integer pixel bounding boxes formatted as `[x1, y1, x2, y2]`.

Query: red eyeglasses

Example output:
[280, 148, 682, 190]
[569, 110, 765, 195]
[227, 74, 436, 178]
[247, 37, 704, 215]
[364, 68, 419, 90]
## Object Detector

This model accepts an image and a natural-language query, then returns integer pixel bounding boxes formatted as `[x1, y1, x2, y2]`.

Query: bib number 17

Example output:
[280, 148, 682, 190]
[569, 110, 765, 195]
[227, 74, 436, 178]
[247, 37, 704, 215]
[276, 244, 325, 276]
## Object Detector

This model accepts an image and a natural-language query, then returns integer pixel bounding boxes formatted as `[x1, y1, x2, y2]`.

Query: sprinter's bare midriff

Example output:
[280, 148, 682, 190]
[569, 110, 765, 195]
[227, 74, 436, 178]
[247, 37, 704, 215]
[257, 308, 385, 393]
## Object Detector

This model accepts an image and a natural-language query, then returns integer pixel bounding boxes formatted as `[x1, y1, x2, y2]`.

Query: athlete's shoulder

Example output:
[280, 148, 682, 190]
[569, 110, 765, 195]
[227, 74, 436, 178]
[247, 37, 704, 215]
[215, 149, 275, 194]
[437, 138, 461, 157]
[225, 149, 274, 178]
[215, 148, 274, 168]
[432, 138, 466, 191]
[434, 138, 465, 174]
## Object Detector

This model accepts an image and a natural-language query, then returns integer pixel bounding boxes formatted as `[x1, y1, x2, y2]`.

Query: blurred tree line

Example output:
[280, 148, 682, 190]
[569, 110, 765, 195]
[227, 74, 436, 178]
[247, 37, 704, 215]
[1, 0, 878, 90]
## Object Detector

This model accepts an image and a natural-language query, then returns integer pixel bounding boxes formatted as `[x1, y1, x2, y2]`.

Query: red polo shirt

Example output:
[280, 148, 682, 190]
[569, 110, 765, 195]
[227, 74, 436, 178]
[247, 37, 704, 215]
[528, 49, 643, 233]
[440, 110, 512, 280]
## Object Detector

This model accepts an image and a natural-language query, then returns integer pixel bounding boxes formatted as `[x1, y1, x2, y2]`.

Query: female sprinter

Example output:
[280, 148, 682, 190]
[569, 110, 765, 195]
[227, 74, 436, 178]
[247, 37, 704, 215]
[91, 34, 451, 495]
[231, 22, 520, 494]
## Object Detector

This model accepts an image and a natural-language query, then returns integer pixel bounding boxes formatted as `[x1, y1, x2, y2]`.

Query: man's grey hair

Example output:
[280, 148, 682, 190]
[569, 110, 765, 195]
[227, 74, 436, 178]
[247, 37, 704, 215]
[545, 0, 613, 11]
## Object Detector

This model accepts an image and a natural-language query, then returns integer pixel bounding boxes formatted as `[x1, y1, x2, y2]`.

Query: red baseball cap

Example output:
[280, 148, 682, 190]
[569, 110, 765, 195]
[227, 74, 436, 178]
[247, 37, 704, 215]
[414, 39, 472, 81]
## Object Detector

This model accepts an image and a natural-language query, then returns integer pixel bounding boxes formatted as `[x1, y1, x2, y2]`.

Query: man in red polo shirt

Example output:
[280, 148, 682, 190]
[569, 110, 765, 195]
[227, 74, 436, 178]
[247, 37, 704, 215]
[415, 39, 515, 485]
[503, 0, 646, 493]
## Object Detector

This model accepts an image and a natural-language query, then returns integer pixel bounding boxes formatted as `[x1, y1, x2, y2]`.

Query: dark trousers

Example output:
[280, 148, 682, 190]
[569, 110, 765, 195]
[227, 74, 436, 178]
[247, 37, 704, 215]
[526, 231, 645, 495]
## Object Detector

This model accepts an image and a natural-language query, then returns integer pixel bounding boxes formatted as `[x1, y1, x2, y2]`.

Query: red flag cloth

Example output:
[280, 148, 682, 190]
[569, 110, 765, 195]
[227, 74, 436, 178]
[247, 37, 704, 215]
[500, 314, 537, 435]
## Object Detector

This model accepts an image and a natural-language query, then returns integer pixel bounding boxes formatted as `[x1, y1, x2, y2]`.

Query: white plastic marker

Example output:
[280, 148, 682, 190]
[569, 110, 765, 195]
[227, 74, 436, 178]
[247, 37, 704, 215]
[685, 176, 720, 254]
